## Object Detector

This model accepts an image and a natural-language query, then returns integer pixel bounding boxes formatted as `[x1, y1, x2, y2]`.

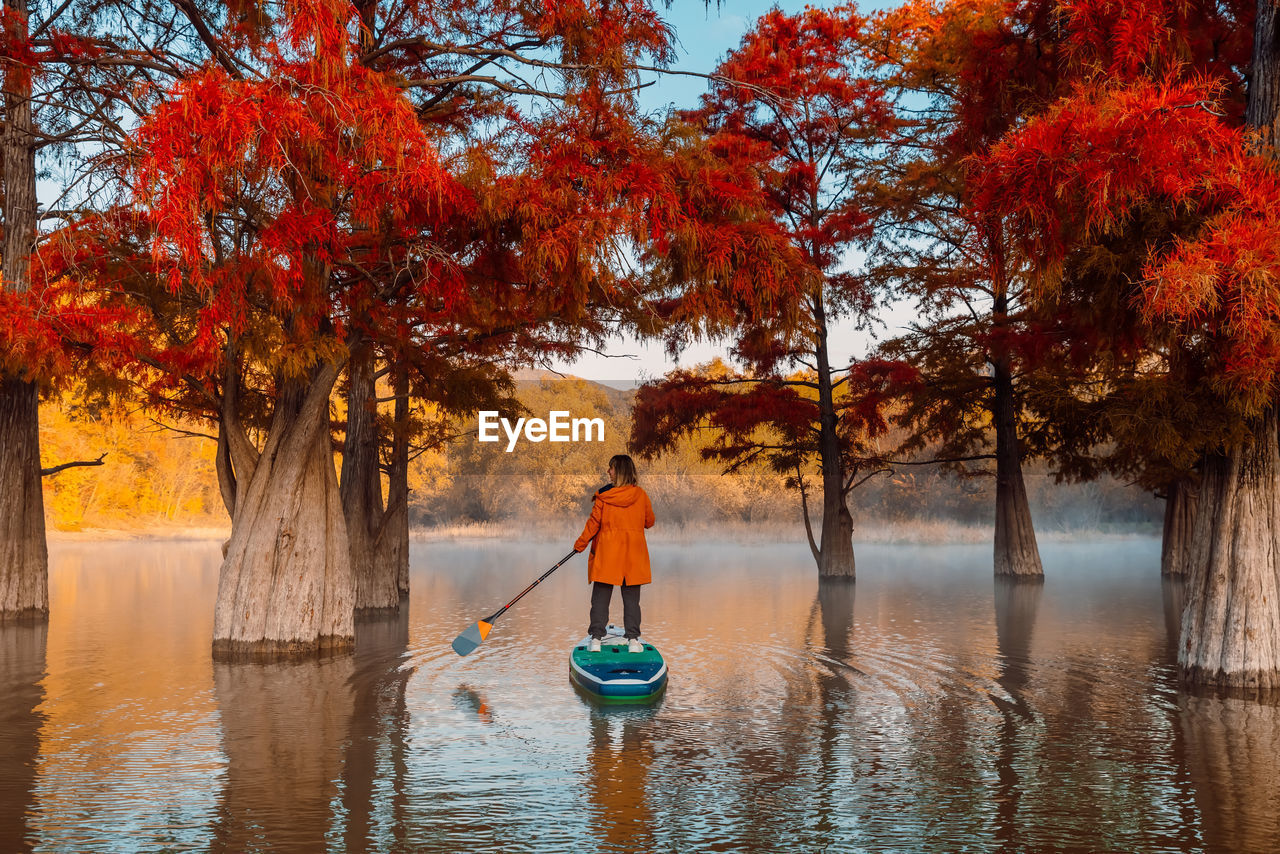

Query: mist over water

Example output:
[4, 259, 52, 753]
[2, 539, 1278, 852]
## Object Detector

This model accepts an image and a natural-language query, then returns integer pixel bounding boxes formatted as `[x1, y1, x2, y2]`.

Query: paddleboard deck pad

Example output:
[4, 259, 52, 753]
[570, 625, 667, 703]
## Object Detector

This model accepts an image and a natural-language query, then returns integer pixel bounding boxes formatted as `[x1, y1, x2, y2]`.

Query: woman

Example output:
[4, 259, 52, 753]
[573, 454, 655, 652]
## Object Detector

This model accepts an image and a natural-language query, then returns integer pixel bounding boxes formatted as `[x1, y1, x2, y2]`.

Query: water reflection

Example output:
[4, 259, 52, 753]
[341, 610, 412, 854]
[584, 707, 658, 853]
[808, 579, 857, 843]
[210, 610, 413, 854]
[991, 579, 1041, 854]
[1179, 693, 1280, 853]
[210, 655, 356, 852]
[13, 540, 1280, 852]
[0, 621, 46, 854]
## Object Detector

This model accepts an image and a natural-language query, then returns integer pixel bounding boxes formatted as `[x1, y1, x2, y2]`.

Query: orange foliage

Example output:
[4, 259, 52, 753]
[40, 400, 222, 531]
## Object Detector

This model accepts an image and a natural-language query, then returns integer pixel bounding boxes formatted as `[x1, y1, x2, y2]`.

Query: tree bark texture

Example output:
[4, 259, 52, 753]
[1247, 0, 1280, 150]
[0, 0, 47, 621]
[384, 363, 409, 599]
[992, 359, 1043, 578]
[1176, 3, 1280, 690]
[0, 379, 47, 619]
[812, 289, 856, 579]
[213, 365, 356, 657]
[340, 348, 400, 614]
[1161, 478, 1199, 577]
[1179, 407, 1280, 691]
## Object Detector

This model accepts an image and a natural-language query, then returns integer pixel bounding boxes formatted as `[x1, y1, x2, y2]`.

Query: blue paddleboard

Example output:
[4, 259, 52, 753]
[569, 624, 667, 703]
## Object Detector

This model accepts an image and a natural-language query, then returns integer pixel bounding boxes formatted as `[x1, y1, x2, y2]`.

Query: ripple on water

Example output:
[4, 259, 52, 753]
[11, 540, 1280, 852]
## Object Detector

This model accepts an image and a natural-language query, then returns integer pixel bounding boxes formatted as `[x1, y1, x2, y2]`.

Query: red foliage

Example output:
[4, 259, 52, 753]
[127, 3, 470, 391]
[690, 5, 893, 280]
[0, 278, 142, 385]
[632, 5, 899, 503]
[980, 74, 1280, 400]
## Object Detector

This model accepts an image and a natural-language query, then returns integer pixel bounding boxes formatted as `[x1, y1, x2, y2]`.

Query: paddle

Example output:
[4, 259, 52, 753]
[451, 549, 579, 656]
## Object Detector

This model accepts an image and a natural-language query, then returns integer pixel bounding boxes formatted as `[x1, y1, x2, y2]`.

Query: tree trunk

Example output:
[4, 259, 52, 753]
[812, 288, 855, 579]
[0, 0, 47, 621]
[1175, 2, 1280, 691]
[992, 359, 1043, 578]
[1246, 0, 1280, 150]
[213, 364, 356, 658]
[1161, 477, 1198, 577]
[0, 380, 47, 618]
[340, 347, 399, 614]
[386, 361, 410, 597]
[1162, 575, 1187, 657]
[1178, 407, 1280, 691]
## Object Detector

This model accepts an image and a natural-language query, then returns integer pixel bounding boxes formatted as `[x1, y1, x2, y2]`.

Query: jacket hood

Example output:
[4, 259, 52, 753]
[594, 483, 642, 507]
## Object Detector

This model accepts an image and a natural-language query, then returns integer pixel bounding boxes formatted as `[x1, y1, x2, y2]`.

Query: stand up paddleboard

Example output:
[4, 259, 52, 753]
[569, 624, 667, 704]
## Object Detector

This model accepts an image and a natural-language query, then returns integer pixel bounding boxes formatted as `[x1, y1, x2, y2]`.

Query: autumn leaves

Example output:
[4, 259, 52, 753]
[2, 0, 1279, 684]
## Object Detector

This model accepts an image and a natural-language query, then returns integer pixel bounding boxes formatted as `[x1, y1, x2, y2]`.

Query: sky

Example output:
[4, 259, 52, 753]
[545, 0, 908, 384]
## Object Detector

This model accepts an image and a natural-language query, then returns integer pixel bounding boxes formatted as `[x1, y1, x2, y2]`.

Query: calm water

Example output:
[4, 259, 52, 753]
[1, 539, 1278, 853]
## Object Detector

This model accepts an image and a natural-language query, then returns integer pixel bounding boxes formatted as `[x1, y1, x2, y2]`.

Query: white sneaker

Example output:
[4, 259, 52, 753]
[628, 638, 643, 653]
[588, 638, 601, 653]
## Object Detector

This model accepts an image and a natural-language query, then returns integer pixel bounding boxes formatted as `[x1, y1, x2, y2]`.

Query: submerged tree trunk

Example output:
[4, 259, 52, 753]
[0, 0, 47, 621]
[213, 364, 356, 658]
[992, 359, 1043, 578]
[340, 348, 399, 614]
[1161, 478, 1198, 577]
[1179, 407, 1280, 691]
[811, 288, 855, 579]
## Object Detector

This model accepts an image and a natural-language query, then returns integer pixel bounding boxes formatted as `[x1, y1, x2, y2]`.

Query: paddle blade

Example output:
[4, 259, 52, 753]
[451, 620, 493, 656]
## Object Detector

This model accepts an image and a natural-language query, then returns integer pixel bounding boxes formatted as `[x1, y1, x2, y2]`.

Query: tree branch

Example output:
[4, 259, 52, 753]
[796, 463, 821, 566]
[42, 453, 107, 477]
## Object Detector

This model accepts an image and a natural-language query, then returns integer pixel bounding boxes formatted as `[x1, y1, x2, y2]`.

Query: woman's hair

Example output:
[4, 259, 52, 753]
[609, 454, 638, 486]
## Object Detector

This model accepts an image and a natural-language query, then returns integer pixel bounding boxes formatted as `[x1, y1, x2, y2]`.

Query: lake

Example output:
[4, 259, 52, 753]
[1, 539, 1277, 853]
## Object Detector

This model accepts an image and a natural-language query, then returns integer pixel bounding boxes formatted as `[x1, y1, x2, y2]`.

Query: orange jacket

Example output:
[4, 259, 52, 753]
[573, 484, 655, 585]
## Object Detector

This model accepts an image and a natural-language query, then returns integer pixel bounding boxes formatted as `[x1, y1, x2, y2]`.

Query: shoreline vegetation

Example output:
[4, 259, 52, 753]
[47, 518, 1159, 546]
[40, 374, 1161, 549]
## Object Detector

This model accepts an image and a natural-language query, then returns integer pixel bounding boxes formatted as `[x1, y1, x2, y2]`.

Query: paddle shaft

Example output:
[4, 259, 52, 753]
[484, 549, 578, 624]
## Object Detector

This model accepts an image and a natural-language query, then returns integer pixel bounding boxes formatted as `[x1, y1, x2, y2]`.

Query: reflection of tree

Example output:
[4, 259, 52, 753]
[991, 578, 1041, 853]
[210, 654, 356, 853]
[1179, 693, 1280, 853]
[0, 622, 47, 854]
[585, 709, 656, 853]
[340, 610, 412, 853]
[809, 578, 857, 837]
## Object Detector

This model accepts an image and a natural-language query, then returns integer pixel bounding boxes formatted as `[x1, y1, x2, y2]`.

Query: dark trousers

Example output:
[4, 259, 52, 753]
[589, 581, 641, 640]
